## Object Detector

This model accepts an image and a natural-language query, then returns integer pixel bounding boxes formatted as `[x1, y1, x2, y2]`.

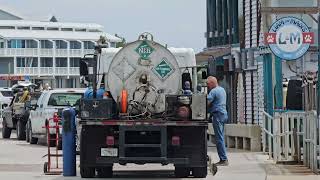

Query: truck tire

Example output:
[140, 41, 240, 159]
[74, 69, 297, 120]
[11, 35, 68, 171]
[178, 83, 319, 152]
[192, 167, 208, 178]
[28, 121, 38, 144]
[97, 166, 113, 178]
[80, 167, 95, 178]
[2, 118, 11, 139]
[16, 121, 26, 140]
[26, 122, 30, 142]
[174, 167, 190, 178]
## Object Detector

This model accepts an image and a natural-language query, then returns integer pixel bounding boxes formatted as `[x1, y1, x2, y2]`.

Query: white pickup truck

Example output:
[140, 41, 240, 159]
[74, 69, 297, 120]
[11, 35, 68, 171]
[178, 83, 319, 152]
[26, 89, 84, 145]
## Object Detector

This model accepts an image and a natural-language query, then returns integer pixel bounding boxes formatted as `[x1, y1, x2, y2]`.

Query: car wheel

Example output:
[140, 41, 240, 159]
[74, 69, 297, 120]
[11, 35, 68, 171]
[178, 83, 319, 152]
[25, 121, 30, 142]
[2, 118, 11, 139]
[16, 121, 26, 140]
[28, 121, 38, 144]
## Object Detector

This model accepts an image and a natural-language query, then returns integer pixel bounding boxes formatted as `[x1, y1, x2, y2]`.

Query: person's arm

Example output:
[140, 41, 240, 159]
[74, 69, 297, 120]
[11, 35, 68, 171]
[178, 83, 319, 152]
[207, 89, 215, 107]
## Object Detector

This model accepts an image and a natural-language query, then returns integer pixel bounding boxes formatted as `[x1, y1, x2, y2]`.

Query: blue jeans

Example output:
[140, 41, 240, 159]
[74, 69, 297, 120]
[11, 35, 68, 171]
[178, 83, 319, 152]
[211, 112, 228, 161]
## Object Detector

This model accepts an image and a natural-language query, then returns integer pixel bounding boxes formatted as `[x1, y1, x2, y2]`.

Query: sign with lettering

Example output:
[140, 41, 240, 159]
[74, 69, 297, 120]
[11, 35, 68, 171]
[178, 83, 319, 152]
[135, 41, 154, 60]
[264, 17, 314, 60]
[0, 76, 24, 81]
[153, 58, 174, 80]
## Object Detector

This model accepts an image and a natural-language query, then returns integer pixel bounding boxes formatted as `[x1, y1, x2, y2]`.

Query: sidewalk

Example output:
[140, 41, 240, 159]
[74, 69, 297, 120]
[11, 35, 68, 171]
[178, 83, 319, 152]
[208, 144, 317, 180]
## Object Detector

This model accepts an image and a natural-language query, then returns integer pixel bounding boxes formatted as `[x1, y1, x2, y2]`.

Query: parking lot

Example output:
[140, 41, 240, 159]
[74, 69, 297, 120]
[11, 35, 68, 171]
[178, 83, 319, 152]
[0, 122, 317, 180]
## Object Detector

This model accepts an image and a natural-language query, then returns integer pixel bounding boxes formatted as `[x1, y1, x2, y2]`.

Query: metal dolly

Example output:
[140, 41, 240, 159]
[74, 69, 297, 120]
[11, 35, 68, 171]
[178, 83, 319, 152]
[42, 113, 62, 175]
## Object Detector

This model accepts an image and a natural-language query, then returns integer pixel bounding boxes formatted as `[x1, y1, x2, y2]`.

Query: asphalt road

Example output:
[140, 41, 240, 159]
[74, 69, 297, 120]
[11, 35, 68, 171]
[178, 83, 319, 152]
[0, 127, 317, 180]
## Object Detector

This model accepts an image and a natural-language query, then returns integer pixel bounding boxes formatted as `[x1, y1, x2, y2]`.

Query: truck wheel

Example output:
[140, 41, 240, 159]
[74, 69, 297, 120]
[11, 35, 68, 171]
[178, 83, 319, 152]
[192, 167, 208, 178]
[97, 166, 113, 178]
[2, 119, 11, 139]
[174, 167, 190, 178]
[26, 122, 30, 142]
[28, 121, 38, 144]
[16, 121, 26, 140]
[80, 167, 95, 178]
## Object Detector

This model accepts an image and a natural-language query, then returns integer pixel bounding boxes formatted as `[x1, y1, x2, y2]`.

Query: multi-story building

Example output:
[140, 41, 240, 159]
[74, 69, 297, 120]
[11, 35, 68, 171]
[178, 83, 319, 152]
[0, 8, 121, 88]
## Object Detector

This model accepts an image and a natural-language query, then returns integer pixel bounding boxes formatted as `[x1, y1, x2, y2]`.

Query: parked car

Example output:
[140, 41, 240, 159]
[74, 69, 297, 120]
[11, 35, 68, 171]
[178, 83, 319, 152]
[27, 89, 84, 146]
[2, 91, 41, 140]
[0, 87, 13, 109]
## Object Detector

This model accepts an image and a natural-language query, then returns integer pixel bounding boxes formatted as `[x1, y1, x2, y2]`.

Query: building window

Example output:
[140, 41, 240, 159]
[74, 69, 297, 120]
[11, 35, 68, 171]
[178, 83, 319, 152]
[32, 27, 45, 30]
[26, 40, 37, 48]
[17, 57, 38, 67]
[88, 29, 102, 32]
[70, 41, 81, 49]
[40, 57, 53, 67]
[70, 58, 80, 67]
[40, 40, 53, 48]
[47, 27, 59, 31]
[61, 28, 73, 31]
[0, 42, 4, 48]
[7, 39, 25, 48]
[55, 40, 67, 49]
[75, 28, 86, 32]
[17, 26, 30, 30]
[56, 58, 68, 67]
[0, 26, 15, 29]
[83, 41, 94, 49]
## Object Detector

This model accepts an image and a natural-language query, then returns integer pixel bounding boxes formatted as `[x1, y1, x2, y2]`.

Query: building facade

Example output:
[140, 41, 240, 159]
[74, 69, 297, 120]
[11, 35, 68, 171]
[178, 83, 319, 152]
[0, 8, 121, 88]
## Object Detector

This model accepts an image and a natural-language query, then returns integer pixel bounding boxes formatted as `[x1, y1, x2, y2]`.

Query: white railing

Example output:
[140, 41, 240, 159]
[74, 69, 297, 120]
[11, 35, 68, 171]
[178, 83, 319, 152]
[15, 67, 79, 76]
[262, 110, 320, 173]
[40, 67, 54, 75]
[16, 67, 39, 75]
[55, 49, 68, 57]
[0, 48, 95, 57]
[303, 111, 319, 173]
[0, 49, 5, 55]
[83, 49, 94, 55]
[69, 67, 79, 75]
[40, 49, 53, 56]
[55, 67, 68, 75]
[7, 48, 38, 56]
[70, 49, 82, 57]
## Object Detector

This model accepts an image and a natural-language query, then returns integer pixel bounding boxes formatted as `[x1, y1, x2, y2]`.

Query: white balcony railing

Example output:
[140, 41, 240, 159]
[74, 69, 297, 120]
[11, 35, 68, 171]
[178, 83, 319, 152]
[55, 67, 68, 75]
[40, 49, 54, 56]
[69, 67, 79, 75]
[55, 49, 68, 57]
[70, 49, 82, 57]
[16, 67, 39, 75]
[40, 67, 54, 75]
[83, 49, 94, 55]
[15, 67, 79, 76]
[0, 48, 95, 57]
[7, 48, 39, 56]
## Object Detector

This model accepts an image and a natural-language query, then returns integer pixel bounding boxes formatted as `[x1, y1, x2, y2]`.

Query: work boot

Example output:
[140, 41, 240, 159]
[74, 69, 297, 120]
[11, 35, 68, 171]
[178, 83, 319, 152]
[215, 160, 229, 166]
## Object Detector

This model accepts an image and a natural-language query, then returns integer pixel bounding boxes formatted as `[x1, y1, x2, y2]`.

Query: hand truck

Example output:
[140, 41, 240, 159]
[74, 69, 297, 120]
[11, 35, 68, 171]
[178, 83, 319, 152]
[42, 113, 62, 175]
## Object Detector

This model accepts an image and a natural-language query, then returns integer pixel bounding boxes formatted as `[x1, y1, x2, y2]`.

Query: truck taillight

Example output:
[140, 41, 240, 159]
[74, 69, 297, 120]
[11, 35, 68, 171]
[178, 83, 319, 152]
[53, 112, 59, 123]
[106, 136, 115, 146]
[172, 136, 180, 146]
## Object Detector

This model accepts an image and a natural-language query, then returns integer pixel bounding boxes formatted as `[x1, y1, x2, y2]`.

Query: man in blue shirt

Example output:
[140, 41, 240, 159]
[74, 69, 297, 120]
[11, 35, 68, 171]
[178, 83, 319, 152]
[207, 76, 228, 166]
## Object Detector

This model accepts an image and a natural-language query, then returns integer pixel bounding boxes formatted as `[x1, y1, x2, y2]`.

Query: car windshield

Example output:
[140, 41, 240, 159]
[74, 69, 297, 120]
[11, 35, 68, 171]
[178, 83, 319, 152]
[1, 91, 13, 97]
[48, 93, 82, 107]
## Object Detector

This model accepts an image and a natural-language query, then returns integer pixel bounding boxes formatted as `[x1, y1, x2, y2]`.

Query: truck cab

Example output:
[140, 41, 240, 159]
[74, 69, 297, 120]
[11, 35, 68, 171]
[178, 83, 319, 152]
[27, 89, 84, 145]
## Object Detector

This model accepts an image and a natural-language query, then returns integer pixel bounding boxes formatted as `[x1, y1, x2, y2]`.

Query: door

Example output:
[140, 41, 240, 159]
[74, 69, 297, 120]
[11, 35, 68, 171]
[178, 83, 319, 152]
[30, 92, 47, 134]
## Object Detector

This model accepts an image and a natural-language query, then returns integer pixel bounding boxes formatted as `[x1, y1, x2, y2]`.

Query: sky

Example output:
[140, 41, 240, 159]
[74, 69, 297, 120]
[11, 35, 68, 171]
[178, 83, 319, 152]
[0, 0, 206, 53]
